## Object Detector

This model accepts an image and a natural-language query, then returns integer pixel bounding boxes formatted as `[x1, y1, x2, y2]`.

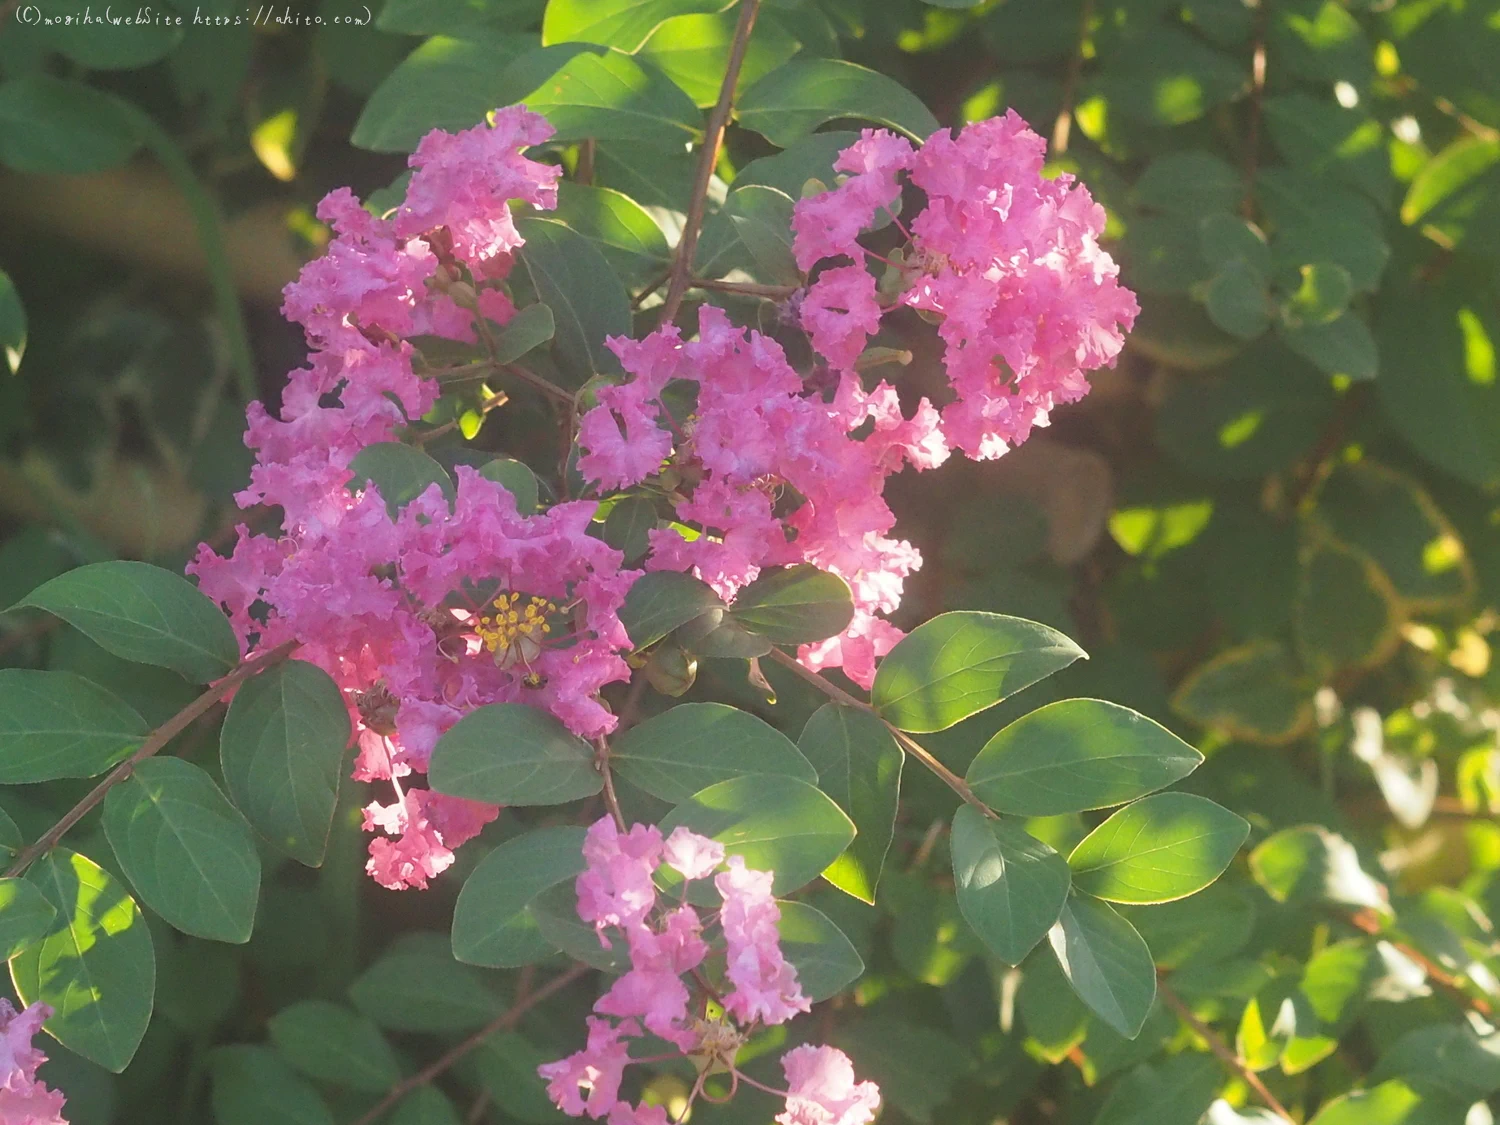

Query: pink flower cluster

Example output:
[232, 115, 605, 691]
[0, 1001, 67, 1125]
[576, 308, 944, 684]
[187, 104, 1135, 890]
[793, 111, 1139, 459]
[538, 819, 876, 1125]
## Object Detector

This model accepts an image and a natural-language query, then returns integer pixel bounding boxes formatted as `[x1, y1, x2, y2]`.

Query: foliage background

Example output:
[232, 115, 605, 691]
[1, 0, 1500, 1123]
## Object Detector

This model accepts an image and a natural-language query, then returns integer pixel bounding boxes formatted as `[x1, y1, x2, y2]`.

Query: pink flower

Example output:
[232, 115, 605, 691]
[594, 908, 708, 1047]
[800, 264, 882, 373]
[538, 1016, 636, 1119]
[608, 1102, 670, 1125]
[777, 1046, 880, 1125]
[715, 858, 810, 1026]
[662, 827, 725, 882]
[0, 1001, 67, 1125]
[361, 789, 499, 890]
[576, 819, 664, 938]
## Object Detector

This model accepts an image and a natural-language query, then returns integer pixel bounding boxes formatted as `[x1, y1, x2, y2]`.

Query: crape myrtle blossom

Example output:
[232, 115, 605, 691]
[187, 105, 1134, 888]
[0, 1000, 68, 1125]
[538, 819, 878, 1125]
[792, 111, 1139, 460]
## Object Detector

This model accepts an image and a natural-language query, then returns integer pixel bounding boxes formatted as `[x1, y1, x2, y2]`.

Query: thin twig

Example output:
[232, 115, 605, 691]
[764, 648, 992, 816]
[1051, 0, 1095, 155]
[632, 267, 673, 310]
[1242, 0, 1269, 218]
[660, 0, 763, 323]
[1344, 910, 1495, 1019]
[350, 964, 592, 1125]
[595, 737, 628, 831]
[3, 639, 300, 878]
[413, 391, 510, 445]
[689, 278, 798, 299]
[1158, 978, 1293, 1122]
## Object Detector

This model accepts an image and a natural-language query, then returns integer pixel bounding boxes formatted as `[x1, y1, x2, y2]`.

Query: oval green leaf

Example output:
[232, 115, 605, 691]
[737, 59, 940, 146]
[428, 702, 601, 806]
[16, 561, 239, 682]
[348, 442, 455, 517]
[657, 774, 855, 903]
[966, 698, 1203, 816]
[522, 49, 701, 146]
[349, 942, 504, 1032]
[729, 565, 855, 645]
[210, 1045, 335, 1125]
[1067, 792, 1249, 904]
[517, 217, 632, 388]
[799, 703, 902, 904]
[452, 826, 586, 967]
[103, 757, 261, 943]
[872, 611, 1086, 734]
[0, 669, 147, 784]
[268, 1000, 401, 1093]
[1047, 893, 1156, 1038]
[219, 659, 350, 866]
[11, 849, 156, 1072]
[618, 571, 724, 650]
[778, 900, 864, 1002]
[0, 75, 142, 175]
[950, 804, 1071, 966]
[611, 702, 816, 803]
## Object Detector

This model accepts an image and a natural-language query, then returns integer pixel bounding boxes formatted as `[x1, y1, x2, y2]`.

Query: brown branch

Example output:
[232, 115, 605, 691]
[1158, 978, 1294, 1122]
[1051, 0, 1095, 155]
[595, 736, 628, 832]
[1241, 1, 1269, 218]
[764, 647, 993, 817]
[3, 639, 300, 878]
[660, 0, 763, 323]
[689, 278, 798, 299]
[1344, 910, 1495, 1019]
[350, 964, 592, 1125]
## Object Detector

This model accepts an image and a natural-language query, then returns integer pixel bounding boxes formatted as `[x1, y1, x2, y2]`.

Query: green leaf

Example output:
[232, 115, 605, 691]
[1122, 882, 1255, 970]
[1312, 461, 1472, 610]
[428, 702, 602, 806]
[602, 496, 656, 565]
[640, 11, 801, 106]
[491, 302, 557, 364]
[1306, 1080, 1458, 1125]
[350, 32, 539, 152]
[522, 50, 701, 146]
[517, 217, 632, 387]
[11, 850, 155, 1072]
[0, 268, 25, 375]
[0, 807, 20, 858]
[872, 611, 1086, 734]
[1372, 1024, 1500, 1103]
[379, 0, 543, 36]
[219, 660, 350, 866]
[0, 670, 147, 783]
[1171, 640, 1316, 744]
[618, 571, 724, 649]
[554, 182, 671, 286]
[1199, 214, 1270, 276]
[1277, 310, 1378, 380]
[1402, 137, 1500, 226]
[391, 1088, 464, 1125]
[348, 442, 455, 517]
[0, 877, 57, 961]
[471, 1032, 573, 1123]
[542, 0, 733, 53]
[593, 139, 697, 210]
[451, 825, 586, 967]
[530, 881, 630, 973]
[778, 900, 864, 1001]
[37, 0, 182, 67]
[737, 59, 940, 146]
[729, 565, 855, 645]
[209, 1045, 335, 1125]
[1295, 533, 1402, 677]
[1093, 1054, 1222, 1125]
[0, 75, 142, 175]
[831, 1018, 970, 1124]
[1249, 825, 1390, 914]
[1273, 218, 1389, 293]
[1132, 151, 1243, 219]
[676, 609, 772, 659]
[611, 702, 816, 803]
[478, 458, 541, 513]
[1094, 26, 1247, 126]
[950, 804, 1071, 966]
[1047, 893, 1156, 1038]
[718, 184, 801, 285]
[1066, 793, 1250, 904]
[16, 561, 239, 682]
[1283, 262, 1354, 328]
[967, 699, 1203, 816]
[798, 704, 902, 904]
[102, 757, 261, 943]
[350, 940, 504, 1031]
[1203, 259, 1271, 340]
[656, 775, 855, 902]
[1264, 94, 1392, 204]
[268, 1001, 401, 1093]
